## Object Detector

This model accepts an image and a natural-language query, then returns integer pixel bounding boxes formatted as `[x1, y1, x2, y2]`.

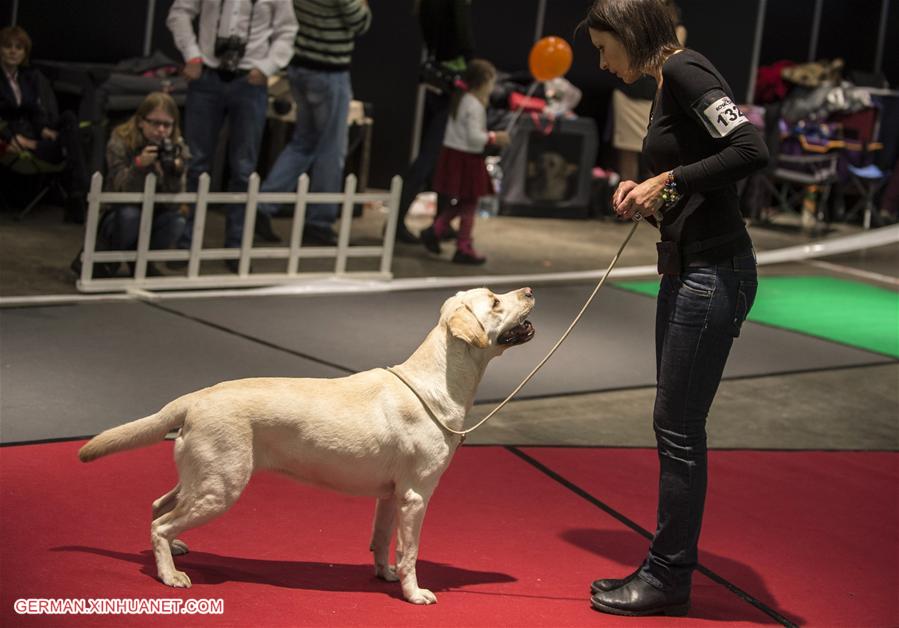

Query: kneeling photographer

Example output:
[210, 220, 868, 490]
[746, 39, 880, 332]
[94, 92, 190, 277]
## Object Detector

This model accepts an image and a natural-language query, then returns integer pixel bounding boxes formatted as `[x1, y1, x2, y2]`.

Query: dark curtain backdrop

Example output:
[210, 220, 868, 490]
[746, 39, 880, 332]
[759, 0, 816, 67]
[1, 0, 12, 28]
[886, 0, 899, 88]
[1, 0, 895, 187]
[8, 0, 150, 62]
[818, 0, 881, 75]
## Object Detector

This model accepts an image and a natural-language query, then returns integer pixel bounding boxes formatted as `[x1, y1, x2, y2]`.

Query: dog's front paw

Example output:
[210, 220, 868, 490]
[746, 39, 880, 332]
[406, 588, 437, 605]
[170, 539, 190, 556]
[161, 570, 192, 588]
[375, 564, 399, 582]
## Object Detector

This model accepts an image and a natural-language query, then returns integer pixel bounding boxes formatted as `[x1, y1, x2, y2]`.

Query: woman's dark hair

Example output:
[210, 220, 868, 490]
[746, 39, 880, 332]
[581, 0, 681, 74]
[0, 25, 33, 66]
[450, 58, 496, 119]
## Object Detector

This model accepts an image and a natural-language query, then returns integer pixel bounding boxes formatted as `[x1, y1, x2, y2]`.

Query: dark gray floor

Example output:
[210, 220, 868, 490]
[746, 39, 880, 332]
[163, 285, 891, 399]
[1, 284, 891, 444]
[0, 302, 347, 443]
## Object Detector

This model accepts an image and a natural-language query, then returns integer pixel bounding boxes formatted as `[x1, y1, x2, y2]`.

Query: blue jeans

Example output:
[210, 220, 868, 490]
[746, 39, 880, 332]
[258, 66, 352, 230]
[638, 247, 758, 593]
[181, 68, 268, 248]
[100, 205, 185, 251]
[397, 90, 450, 223]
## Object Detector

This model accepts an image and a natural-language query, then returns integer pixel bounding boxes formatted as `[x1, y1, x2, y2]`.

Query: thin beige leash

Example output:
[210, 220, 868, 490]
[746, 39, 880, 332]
[387, 217, 645, 439]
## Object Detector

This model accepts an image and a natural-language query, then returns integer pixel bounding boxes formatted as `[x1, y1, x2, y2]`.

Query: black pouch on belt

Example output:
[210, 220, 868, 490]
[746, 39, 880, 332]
[656, 241, 681, 275]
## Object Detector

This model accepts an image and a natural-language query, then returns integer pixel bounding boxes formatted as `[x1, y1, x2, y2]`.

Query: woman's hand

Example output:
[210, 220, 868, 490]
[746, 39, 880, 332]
[136, 144, 159, 168]
[492, 131, 510, 148]
[41, 127, 58, 141]
[182, 59, 203, 81]
[247, 68, 267, 86]
[615, 172, 667, 221]
[612, 180, 638, 212]
[12, 134, 37, 152]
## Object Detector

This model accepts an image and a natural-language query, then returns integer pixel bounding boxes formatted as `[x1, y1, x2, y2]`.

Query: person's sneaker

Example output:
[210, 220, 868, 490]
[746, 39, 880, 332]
[395, 224, 420, 244]
[225, 259, 252, 274]
[165, 260, 188, 271]
[420, 226, 441, 254]
[127, 262, 164, 277]
[302, 225, 338, 246]
[70, 249, 83, 276]
[254, 212, 281, 243]
[452, 249, 486, 265]
[440, 224, 458, 241]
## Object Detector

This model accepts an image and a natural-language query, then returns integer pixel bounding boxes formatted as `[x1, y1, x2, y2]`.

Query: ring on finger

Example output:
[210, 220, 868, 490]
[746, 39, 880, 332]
[633, 211, 643, 221]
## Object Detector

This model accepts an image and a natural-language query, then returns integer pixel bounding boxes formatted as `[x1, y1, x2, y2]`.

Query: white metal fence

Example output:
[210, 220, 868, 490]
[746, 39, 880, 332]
[75, 171, 402, 292]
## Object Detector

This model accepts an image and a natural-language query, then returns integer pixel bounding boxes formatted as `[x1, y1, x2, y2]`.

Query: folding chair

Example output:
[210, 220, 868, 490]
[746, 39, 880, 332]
[0, 69, 70, 221]
[762, 120, 842, 230]
[831, 106, 887, 228]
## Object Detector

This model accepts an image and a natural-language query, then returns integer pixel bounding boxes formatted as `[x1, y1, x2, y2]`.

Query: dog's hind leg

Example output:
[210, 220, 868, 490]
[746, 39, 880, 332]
[152, 484, 189, 556]
[370, 496, 399, 581]
[395, 487, 437, 604]
[151, 444, 253, 588]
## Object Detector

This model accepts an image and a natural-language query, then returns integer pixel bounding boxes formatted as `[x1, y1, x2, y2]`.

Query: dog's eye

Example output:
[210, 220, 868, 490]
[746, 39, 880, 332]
[492, 298, 500, 309]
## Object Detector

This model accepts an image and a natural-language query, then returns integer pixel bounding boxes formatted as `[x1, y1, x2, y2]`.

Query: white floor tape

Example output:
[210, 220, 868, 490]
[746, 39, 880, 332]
[2, 225, 897, 306]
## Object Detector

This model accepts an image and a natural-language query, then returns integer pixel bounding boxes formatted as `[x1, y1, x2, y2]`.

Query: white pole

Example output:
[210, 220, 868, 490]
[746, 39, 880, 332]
[188, 174, 210, 278]
[534, 0, 547, 43]
[144, 0, 157, 57]
[380, 175, 403, 276]
[409, 49, 428, 162]
[238, 173, 260, 276]
[134, 174, 157, 281]
[874, 0, 890, 74]
[335, 174, 357, 274]
[79, 172, 104, 288]
[808, 0, 823, 61]
[746, 0, 767, 104]
[288, 174, 310, 274]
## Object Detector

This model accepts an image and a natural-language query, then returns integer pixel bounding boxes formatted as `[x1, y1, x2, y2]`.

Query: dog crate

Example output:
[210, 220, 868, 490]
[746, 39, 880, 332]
[498, 115, 598, 219]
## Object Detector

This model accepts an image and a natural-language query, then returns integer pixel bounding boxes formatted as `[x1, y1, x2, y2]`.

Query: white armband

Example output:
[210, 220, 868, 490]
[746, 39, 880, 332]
[693, 90, 748, 138]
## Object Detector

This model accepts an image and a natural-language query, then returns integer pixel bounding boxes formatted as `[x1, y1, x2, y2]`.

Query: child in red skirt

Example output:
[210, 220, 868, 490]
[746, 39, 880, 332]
[420, 59, 510, 264]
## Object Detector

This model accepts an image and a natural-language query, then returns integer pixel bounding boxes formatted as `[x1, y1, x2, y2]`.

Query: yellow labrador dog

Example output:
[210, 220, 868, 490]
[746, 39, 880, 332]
[79, 287, 535, 604]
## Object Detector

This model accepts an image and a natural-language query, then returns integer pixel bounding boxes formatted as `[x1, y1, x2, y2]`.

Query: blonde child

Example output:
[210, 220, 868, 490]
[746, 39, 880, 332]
[420, 58, 509, 264]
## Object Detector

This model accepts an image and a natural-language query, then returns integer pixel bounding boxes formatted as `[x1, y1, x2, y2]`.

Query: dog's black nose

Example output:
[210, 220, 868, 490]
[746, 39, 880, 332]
[523, 287, 534, 299]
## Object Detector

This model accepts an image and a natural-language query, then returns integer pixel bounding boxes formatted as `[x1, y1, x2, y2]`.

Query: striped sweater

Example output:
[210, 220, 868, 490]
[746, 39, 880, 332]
[291, 0, 371, 71]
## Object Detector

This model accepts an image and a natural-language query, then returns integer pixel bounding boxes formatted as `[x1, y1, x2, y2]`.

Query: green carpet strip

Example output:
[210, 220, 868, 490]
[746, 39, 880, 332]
[615, 276, 899, 358]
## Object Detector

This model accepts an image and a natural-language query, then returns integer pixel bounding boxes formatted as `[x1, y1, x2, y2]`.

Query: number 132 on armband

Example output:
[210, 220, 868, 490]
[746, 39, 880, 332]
[701, 95, 748, 138]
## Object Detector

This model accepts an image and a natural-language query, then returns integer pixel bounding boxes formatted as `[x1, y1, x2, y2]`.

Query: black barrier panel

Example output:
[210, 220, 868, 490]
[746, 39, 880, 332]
[15, 0, 148, 63]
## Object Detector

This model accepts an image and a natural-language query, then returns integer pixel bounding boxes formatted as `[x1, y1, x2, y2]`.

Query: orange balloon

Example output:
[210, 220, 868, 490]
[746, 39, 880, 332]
[529, 36, 573, 81]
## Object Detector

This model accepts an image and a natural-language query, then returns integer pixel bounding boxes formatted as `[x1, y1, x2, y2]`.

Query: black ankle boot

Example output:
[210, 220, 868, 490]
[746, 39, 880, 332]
[590, 568, 640, 594]
[590, 576, 689, 617]
[394, 224, 420, 244]
[420, 226, 441, 254]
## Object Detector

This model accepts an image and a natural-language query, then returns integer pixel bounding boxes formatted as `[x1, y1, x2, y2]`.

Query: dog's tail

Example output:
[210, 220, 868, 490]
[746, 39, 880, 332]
[78, 398, 188, 463]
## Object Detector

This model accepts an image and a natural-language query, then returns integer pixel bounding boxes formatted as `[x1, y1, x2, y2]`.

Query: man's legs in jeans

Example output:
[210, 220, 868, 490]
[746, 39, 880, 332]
[397, 91, 450, 232]
[180, 68, 226, 249]
[258, 66, 351, 233]
[223, 77, 268, 248]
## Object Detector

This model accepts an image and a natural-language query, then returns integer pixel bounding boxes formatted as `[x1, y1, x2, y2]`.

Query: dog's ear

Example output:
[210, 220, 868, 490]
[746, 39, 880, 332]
[447, 307, 489, 348]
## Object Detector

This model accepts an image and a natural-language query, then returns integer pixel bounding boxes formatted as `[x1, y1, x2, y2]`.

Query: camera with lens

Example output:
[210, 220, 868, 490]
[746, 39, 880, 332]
[154, 138, 181, 174]
[214, 35, 247, 73]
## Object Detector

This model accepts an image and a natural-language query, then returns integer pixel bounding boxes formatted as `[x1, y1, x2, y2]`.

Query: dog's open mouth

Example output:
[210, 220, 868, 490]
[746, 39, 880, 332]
[498, 320, 535, 345]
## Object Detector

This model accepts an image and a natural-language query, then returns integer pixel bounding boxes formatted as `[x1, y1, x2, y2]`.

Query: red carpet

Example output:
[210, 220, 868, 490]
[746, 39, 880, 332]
[523, 447, 899, 627]
[2, 442, 894, 626]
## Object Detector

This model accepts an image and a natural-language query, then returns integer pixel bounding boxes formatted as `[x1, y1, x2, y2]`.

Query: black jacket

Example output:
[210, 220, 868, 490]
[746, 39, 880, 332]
[0, 66, 51, 143]
[418, 0, 474, 62]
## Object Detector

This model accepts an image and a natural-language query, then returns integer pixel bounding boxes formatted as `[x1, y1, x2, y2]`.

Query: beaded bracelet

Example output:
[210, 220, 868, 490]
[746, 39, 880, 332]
[658, 170, 681, 208]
